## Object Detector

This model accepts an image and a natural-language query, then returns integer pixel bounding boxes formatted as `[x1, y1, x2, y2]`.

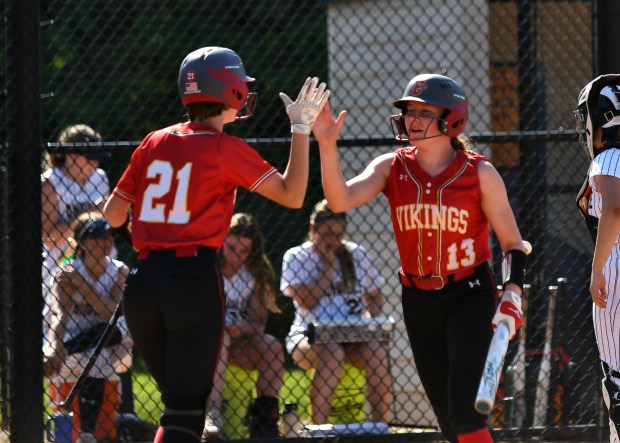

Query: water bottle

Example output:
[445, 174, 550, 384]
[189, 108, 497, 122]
[280, 403, 303, 437]
[46, 411, 73, 443]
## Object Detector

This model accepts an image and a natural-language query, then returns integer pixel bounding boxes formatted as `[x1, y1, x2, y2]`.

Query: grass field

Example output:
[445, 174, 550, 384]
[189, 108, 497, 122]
[30, 363, 367, 441]
[130, 364, 368, 439]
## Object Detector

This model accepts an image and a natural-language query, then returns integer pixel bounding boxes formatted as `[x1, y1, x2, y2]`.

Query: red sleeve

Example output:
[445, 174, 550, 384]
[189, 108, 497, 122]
[218, 136, 277, 191]
[112, 132, 155, 203]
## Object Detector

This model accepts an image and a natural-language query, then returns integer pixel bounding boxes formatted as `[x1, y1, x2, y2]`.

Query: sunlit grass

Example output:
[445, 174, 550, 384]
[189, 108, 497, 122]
[35, 362, 368, 440]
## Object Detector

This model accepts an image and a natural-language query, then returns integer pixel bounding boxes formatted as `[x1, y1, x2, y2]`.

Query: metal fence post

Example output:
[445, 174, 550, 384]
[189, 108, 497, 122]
[5, 0, 43, 442]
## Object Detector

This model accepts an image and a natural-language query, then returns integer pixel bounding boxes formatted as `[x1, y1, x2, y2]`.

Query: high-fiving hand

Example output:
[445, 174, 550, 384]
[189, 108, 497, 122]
[280, 77, 330, 135]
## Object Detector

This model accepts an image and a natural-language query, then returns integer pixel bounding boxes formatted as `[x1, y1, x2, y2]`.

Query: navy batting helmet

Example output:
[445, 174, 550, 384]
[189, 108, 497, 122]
[178, 47, 255, 110]
[391, 74, 468, 140]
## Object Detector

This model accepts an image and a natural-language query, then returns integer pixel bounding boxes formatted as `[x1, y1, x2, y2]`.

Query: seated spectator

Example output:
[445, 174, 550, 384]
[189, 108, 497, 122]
[41, 124, 137, 418]
[42, 124, 110, 316]
[44, 212, 131, 443]
[280, 199, 393, 424]
[203, 213, 284, 440]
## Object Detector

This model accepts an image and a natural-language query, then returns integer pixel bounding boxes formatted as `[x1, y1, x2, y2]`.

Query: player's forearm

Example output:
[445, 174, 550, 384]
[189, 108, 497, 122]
[593, 208, 620, 270]
[103, 194, 131, 228]
[293, 281, 326, 311]
[319, 147, 350, 212]
[48, 315, 68, 357]
[79, 282, 117, 320]
[280, 133, 310, 208]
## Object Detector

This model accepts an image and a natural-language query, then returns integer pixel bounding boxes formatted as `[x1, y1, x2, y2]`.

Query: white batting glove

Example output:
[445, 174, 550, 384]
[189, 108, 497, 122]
[279, 77, 330, 135]
[492, 290, 523, 340]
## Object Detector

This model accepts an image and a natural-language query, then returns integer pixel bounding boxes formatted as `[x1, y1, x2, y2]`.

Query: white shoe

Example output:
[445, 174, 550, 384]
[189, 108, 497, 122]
[202, 411, 223, 440]
[76, 432, 97, 443]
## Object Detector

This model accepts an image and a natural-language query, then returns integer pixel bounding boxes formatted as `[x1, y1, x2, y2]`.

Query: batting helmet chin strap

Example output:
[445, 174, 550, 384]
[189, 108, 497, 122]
[390, 113, 449, 142]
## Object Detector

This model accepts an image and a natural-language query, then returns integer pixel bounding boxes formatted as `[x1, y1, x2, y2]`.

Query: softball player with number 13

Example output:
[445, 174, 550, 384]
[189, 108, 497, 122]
[312, 74, 527, 443]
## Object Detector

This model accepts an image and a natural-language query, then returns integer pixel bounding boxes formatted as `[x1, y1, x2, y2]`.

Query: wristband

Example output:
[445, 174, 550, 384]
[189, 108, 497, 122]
[502, 249, 527, 290]
[291, 123, 312, 135]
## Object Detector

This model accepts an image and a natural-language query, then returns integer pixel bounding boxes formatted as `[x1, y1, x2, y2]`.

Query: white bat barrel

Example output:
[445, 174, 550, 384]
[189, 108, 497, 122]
[475, 322, 511, 414]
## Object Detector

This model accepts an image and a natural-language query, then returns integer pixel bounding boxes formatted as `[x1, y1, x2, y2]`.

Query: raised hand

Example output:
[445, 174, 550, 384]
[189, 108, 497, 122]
[312, 99, 347, 147]
[279, 77, 330, 135]
[492, 290, 523, 340]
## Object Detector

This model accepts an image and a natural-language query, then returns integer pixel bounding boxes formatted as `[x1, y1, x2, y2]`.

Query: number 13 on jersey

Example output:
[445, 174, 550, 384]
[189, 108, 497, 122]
[446, 238, 475, 271]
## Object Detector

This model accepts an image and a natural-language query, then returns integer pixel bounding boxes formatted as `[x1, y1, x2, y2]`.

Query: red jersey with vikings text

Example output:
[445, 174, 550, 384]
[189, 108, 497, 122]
[383, 147, 491, 277]
[112, 121, 276, 251]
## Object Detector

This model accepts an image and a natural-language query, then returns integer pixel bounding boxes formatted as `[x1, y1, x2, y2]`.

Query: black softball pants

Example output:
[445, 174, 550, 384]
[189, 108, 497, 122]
[123, 247, 225, 442]
[401, 263, 496, 443]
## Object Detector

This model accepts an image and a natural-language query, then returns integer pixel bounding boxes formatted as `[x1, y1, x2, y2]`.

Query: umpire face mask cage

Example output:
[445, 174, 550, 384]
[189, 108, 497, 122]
[575, 73, 620, 159]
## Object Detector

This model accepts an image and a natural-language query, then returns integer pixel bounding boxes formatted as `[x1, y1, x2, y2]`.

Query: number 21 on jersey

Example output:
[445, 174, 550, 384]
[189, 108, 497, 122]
[139, 160, 193, 224]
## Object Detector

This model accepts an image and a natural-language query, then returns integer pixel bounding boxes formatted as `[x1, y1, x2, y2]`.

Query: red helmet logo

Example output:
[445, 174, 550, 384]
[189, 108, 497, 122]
[410, 81, 428, 96]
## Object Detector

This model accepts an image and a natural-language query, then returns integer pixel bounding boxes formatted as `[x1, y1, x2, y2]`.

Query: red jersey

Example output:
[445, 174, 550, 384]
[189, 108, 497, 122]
[112, 121, 276, 251]
[383, 148, 491, 277]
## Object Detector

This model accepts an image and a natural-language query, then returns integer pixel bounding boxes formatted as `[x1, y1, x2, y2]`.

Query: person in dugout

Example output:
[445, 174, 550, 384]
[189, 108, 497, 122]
[44, 213, 129, 443]
[280, 199, 392, 425]
[202, 213, 284, 440]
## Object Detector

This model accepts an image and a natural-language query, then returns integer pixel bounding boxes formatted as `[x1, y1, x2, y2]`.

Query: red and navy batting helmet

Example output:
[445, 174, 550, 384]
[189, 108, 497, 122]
[391, 74, 468, 139]
[178, 47, 255, 110]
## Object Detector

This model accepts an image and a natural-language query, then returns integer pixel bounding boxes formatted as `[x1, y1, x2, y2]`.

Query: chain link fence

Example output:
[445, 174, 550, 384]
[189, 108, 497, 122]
[2, 0, 614, 442]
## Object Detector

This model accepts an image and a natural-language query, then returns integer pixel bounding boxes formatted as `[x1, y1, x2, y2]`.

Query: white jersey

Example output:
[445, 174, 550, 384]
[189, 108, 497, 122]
[224, 265, 254, 326]
[280, 240, 385, 353]
[47, 255, 125, 380]
[63, 256, 124, 341]
[589, 147, 620, 382]
[42, 166, 110, 330]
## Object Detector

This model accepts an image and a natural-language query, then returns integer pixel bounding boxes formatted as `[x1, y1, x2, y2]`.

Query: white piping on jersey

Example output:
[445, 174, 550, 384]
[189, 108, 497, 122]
[164, 129, 219, 136]
[435, 158, 470, 274]
[398, 151, 425, 276]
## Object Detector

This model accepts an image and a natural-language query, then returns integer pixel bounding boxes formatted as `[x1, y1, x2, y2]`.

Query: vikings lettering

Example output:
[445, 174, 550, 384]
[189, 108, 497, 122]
[395, 204, 468, 233]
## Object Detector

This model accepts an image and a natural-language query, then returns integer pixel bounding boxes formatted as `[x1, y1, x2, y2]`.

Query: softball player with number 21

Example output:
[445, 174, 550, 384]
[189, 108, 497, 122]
[104, 46, 329, 443]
